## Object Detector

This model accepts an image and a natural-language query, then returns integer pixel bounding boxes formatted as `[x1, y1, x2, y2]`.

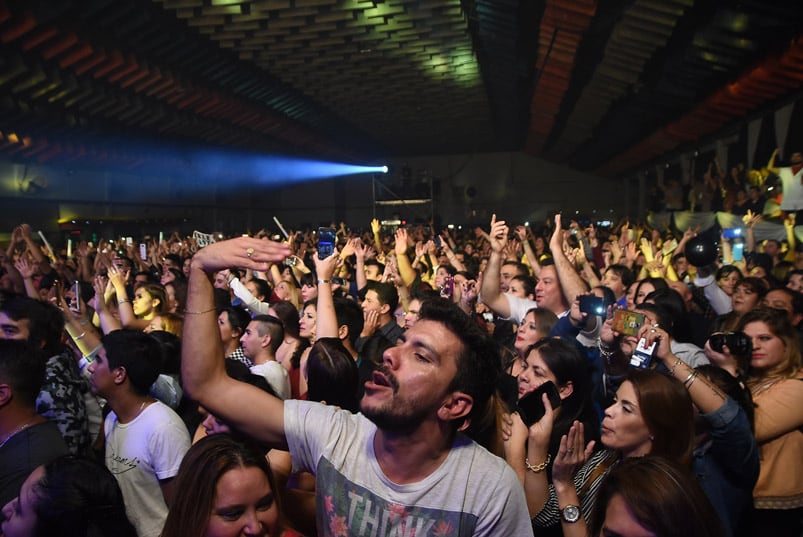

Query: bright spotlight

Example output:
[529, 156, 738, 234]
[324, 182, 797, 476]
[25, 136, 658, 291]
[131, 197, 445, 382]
[381, 165, 388, 173]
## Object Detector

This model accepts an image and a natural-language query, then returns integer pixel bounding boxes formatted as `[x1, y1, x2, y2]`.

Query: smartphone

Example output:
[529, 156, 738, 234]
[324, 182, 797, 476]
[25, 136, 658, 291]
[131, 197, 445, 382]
[139, 243, 147, 261]
[71, 281, 82, 314]
[579, 295, 605, 316]
[317, 227, 336, 260]
[612, 309, 646, 337]
[733, 241, 744, 262]
[332, 277, 346, 286]
[630, 338, 656, 369]
[722, 228, 742, 239]
[440, 275, 454, 299]
[434, 235, 442, 249]
[516, 381, 562, 427]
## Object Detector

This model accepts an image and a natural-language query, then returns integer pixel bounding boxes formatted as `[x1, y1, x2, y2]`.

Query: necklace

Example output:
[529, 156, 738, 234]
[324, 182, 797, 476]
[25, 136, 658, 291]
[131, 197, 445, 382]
[0, 421, 33, 449]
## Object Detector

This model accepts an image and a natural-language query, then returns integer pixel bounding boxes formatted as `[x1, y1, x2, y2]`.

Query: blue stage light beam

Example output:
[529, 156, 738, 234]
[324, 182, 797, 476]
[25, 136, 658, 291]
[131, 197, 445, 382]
[191, 151, 387, 186]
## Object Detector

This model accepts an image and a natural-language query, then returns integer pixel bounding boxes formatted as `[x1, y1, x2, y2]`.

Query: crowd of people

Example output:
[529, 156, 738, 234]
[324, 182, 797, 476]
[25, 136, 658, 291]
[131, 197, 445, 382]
[0, 151, 802, 537]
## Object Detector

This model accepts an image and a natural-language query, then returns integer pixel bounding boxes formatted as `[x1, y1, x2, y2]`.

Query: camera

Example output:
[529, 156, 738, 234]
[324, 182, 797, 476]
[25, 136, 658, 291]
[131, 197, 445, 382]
[708, 332, 751, 355]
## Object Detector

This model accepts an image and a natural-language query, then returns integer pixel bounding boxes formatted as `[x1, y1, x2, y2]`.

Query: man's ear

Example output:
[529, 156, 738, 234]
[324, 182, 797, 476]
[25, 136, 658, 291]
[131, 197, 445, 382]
[438, 391, 473, 422]
[0, 383, 12, 406]
[261, 333, 272, 349]
[558, 381, 574, 400]
[113, 366, 127, 387]
[337, 324, 349, 341]
[379, 303, 390, 316]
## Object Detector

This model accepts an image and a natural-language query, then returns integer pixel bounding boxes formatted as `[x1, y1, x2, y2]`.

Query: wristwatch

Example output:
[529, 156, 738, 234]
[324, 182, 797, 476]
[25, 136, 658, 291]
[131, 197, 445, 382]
[561, 505, 581, 523]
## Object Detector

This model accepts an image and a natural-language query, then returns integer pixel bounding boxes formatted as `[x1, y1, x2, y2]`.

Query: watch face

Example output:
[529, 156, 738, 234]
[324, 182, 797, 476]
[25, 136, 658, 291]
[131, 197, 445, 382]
[562, 505, 581, 523]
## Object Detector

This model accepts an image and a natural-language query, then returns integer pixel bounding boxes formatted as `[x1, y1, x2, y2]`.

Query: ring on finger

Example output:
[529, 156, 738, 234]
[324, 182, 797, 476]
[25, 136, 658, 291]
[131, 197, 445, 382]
[246, 247, 255, 258]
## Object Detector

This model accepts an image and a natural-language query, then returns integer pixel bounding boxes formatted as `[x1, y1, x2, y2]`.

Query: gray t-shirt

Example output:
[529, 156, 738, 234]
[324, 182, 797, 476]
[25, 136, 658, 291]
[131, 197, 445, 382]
[285, 400, 532, 536]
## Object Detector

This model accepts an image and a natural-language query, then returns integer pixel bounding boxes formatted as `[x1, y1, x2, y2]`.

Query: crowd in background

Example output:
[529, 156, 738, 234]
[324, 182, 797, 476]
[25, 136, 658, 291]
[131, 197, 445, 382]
[0, 148, 801, 537]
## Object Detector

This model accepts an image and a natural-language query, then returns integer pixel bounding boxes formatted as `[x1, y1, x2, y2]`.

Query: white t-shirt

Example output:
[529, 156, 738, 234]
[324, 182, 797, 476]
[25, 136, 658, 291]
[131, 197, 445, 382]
[250, 361, 291, 400]
[284, 400, 532, 536]
[779, 166, 803, 211]
[104, 401, 190, 537]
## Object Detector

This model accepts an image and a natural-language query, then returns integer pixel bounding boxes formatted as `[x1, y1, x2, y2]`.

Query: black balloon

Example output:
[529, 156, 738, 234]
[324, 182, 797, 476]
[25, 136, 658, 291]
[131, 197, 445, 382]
[685, 236, 718, 267]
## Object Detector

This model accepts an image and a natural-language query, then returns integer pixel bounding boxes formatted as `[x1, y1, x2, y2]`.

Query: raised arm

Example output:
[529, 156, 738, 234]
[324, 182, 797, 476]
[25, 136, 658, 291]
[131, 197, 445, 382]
[394, 228, 417, 287]
[370, 218, 383, 256]
[183, 237, 291, 448]
[228, 271, 272, 315]
[479, 214, 512, 318]
[354, 240, 370, 291]
[312, 251, 340, 339]
[107, 265, 149, 331]
[515, 225, 542, 278]
[549, 215, 588, 308]
[767, 148, 780, 176]
[14, 257, 40, 300]
[439, 235, 467, 273]
[19, 224, 53, 275]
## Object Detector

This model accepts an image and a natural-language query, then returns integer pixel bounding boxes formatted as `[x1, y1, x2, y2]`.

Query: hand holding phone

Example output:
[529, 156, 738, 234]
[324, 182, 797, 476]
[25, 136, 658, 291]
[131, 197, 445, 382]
[71, 281, 82, 314]
[516, 381, 561, 427]
[317, 227, 336, 260]
[612, 310, 645, 337]
[579, 295, 605, 316]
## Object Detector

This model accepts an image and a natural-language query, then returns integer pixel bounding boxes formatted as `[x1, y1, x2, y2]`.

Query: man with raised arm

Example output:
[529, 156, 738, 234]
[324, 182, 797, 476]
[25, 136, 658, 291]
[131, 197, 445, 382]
[182, 237, 531, 537]
[481, 214, 571, 322]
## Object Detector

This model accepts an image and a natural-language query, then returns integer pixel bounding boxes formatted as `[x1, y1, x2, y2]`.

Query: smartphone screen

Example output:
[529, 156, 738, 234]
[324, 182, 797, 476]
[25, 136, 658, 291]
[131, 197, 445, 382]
[71, 281, 81, 313]
[612, 310, 645, 337]
[579, 295, 605, 316]
[733, 241, 744, 262]
[516, 381, 562, 427]
[318, 227, 336, 260]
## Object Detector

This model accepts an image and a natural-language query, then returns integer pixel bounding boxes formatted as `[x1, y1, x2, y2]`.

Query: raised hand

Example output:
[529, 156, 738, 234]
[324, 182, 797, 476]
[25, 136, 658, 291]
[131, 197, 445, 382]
[551, 421, 595, 486]
[14, 256, 35, 279]
[394, 228, 409, 256]
[489, 214, 509, 253]
[190, 236, 291, 273]
[550, 214, 565, 253]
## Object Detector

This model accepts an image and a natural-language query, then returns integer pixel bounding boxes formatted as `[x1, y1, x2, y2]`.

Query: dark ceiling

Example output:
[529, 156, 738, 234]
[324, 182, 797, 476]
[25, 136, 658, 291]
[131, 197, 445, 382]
[0, 0, 801, 178]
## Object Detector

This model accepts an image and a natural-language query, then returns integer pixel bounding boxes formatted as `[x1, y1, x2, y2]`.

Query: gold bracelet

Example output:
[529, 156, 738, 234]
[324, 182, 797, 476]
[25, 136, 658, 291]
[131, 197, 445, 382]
[669, 357, 683, 376]
[183, 306, 217, 315]
[524, 454, 551, 473]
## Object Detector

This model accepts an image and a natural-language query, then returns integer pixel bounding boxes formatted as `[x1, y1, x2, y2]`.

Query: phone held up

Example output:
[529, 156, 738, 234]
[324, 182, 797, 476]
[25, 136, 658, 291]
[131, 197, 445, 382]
[611, 309, 656, 369]
[317, 227, 336, 260]
[579, 295, 605, 316]
[516, 381, 562, 427]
